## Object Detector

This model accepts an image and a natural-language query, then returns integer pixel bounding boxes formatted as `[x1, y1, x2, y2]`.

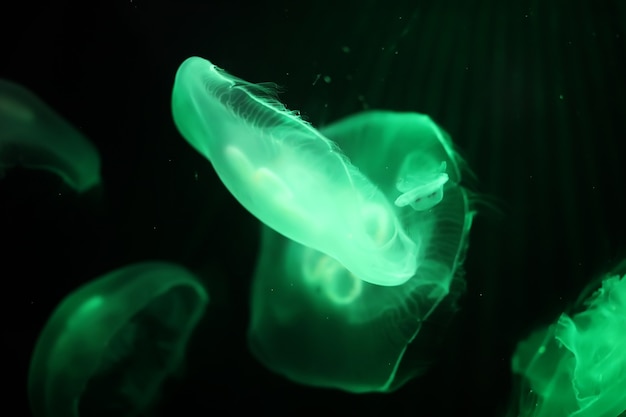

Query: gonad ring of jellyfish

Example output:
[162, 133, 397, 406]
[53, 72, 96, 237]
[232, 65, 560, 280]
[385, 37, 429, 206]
[1, 57, 625, 417]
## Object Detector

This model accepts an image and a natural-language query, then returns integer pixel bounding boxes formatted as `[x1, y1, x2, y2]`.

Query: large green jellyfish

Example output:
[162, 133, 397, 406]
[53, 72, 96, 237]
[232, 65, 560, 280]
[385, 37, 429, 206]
[0, 79, 101, 191]
[170, 56, 474, 392]
[511, 263, 626, 417]
[171, 57, 421, 287]
[28, 261, 208, 417]
[248, 111, 474, 392]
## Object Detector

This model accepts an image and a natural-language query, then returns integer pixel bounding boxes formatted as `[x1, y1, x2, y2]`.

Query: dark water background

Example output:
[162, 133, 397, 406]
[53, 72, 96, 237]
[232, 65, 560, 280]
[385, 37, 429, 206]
[1, 0, 625, 415]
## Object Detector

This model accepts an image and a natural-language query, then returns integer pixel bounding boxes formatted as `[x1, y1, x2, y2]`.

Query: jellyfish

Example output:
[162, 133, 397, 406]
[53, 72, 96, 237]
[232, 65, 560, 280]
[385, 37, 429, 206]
[247, 111, 475, 392]
[511, 262, 626, 417]
[171, 57, 420, 287]
[28, 261, 209, 417]
[0, 79, 101, 191]
[394, 157, 449, 211]
[170, 56, 474, 392]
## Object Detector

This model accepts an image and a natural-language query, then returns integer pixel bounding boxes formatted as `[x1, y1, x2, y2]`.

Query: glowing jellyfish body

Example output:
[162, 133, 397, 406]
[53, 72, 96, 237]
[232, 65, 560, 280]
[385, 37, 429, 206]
[247, 111, 474, 392]
[511, 266, 626, 417]
[171, 57, 418, 287]
[0, 79, 101, 191]
[170, 57, 474, 392]
[28, 262, 208, 417]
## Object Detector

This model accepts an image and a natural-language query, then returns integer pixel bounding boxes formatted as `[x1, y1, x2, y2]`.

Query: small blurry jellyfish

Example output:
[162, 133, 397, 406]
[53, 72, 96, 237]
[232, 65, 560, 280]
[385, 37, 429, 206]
[171, 57, 421, 287]
[28, 262, 208, 417]
[248, 111, 475, 392]
[511, 261, 626, 417]
[0, 79, 101, 191]
[394, 156, 449, 211]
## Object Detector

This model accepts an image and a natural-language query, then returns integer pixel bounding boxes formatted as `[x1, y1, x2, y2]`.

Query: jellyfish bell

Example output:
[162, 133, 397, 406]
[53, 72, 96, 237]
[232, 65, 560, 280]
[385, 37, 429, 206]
[511, 263, 626, 417]
[0, 79, 101, 192]
[28, 262, 208, 417]
[171, 56, 418, 287]
[248, 110, 475, 393]
[171, 56, 475, 393]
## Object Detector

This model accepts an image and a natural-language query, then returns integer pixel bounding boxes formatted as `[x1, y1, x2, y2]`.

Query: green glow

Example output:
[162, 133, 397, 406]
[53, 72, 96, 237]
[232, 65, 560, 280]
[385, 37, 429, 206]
[248, 111, 474, 393]
[395, 157, 448, 211]
[511, 266, 626, 417]
[170, 56, 474, 392]
[0, 79, 101, 191]
[171, 57, 421, 287]
[28, 262, 208, 417]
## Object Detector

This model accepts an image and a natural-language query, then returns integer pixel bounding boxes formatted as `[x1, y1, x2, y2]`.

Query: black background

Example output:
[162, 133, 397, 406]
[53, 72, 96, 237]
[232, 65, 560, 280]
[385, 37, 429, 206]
[2, 0, 625, 416]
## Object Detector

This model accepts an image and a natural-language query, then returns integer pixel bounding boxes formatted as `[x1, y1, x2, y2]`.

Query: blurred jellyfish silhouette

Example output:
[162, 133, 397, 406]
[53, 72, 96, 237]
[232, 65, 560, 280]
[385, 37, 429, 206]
[0, 79, 100, 191]
[28, 262, 208, 417]
[511, 261, 626, 417]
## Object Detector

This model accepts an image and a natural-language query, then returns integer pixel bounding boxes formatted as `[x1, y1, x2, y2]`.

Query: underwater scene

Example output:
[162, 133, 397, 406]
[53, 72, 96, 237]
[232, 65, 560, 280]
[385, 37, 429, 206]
[1, 0, 625, 416]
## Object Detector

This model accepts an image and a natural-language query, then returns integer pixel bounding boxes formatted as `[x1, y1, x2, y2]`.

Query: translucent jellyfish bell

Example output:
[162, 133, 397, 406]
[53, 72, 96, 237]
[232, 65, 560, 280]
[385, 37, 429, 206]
[171, 57, 418, 287]
[248, 111, 475, 393]
[511, 261, 626, 417]
[0, 79, 101, 191]
[28, 262, 208, 417]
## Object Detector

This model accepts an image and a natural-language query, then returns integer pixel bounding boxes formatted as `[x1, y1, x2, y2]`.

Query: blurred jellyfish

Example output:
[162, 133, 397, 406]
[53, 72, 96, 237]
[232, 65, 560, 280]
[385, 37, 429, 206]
[0, 79, 100, 191]
[28, 261, 208, 417]
[511, 261, 626, 417]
